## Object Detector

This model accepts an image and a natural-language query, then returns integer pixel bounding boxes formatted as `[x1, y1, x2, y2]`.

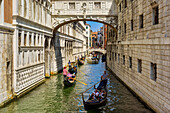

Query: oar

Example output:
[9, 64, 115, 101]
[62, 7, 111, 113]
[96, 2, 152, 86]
[77, 68, 88, 76]
[82, 74, 110, 94]
[73, 78, 87, 85]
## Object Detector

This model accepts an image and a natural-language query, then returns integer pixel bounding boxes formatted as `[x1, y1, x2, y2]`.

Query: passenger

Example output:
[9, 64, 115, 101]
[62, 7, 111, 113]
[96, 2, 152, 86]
[68, 60, 71, 68]
[73, 66, 77, 75]
[92, 88, 99, 100]
[99, 89, 105, 99]
[63, 66, 67, 80]
[91, 93, 96, 100]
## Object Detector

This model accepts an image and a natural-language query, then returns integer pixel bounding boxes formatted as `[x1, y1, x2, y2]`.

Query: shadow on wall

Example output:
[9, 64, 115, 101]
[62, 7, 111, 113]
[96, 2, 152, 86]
[54, 32, 63, 73]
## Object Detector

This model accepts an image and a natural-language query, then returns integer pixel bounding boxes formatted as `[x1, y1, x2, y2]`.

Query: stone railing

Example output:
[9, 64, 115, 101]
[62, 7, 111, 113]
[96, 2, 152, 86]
[15, 63, 44, 94]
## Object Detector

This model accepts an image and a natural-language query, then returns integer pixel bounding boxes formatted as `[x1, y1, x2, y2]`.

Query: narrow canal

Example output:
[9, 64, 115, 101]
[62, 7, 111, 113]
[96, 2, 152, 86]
[0, 60, 153, 113]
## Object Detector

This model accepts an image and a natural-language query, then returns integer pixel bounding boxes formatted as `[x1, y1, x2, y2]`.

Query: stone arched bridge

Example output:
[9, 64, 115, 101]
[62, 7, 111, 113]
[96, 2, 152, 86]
[88, 48, 106, 54]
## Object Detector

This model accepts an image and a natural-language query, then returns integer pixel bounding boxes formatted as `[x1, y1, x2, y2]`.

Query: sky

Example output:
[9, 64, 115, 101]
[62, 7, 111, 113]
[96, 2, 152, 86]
[86, 21, 103, 32]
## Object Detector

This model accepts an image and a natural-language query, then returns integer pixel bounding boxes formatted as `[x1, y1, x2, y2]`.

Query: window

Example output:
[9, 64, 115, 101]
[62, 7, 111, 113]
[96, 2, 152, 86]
[18, 33, 21, 46]
[153, 6, 159, 25]
[69, 3, 75, 9]
[115, 53, 117, 61]
[86, 26, 88, 29]
[131, 20, 133, 31]
[139, 14, 143, 28]
[38, 52, 40, 62]
[24, 34, 27, 46]
[34, 35, 36, 45]
[138, 59, 142, 73]
[6, 61, 10, 73]
[123, 55, 125, 65]
[37, 35, 39, 45]
[119, 4, 121, 12]
[129, 56, 132, 68]
[29, 35, 32, 45]
[118, 54, 120, 64]
[124, 23, 126, 33]
[150, 63, 157, 81]
[94, 2, 101, 9]
[125, 0, 127, 8]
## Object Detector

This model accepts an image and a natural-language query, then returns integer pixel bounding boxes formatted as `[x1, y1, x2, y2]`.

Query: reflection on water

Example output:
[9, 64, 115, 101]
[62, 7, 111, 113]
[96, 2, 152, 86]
[0, 60, 153, 113]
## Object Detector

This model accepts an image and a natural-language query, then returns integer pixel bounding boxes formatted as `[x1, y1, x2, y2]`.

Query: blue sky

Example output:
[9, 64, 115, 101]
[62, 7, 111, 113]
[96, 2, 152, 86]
[86, 21, 103, 32]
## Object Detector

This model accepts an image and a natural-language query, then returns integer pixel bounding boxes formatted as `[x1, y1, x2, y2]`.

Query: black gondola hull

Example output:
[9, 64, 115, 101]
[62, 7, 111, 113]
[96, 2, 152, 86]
[84, 98, 107, 110]
[63, 80, 76, 87]
[83, 87, 107, 110]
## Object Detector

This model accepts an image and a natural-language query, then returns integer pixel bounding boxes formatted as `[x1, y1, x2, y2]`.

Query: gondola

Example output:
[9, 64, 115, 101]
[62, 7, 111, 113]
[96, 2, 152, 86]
[82, 81, 107, 110]
[63, 73, 76, 87]
[78, 60, 84, 65]
[87, 58, 99, 64]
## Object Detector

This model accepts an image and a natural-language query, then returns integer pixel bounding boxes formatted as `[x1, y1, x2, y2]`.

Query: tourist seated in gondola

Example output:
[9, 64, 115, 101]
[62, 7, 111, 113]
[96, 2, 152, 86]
[92, 88, 99, 100]
[73, 66, 77, 75]
[98, 89, 106, 101]
[63, 66, 68, 80]
[68, 66, 74, 74]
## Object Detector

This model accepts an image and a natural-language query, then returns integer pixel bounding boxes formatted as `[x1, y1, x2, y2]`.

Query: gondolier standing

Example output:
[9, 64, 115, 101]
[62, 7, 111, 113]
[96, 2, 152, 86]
[100, 71, 108, 88]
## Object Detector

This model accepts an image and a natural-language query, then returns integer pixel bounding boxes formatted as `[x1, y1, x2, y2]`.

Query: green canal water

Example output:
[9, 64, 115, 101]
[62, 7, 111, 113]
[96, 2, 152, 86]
[0, 61, 153, 113]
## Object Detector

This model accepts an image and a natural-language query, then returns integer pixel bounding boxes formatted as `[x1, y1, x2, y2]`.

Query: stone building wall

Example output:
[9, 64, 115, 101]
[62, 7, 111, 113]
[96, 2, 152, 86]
[0, 26, 14, 106]
[107, 0, 170, 112]
[0, 0, 14, 106]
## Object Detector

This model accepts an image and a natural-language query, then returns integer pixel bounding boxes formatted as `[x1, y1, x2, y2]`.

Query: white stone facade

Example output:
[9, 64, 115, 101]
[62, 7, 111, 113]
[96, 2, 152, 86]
[107, 0, 170, 112]
[85, 24, 91, 49]
[52, 0, 118, 30]
[12, 0, 53, 95]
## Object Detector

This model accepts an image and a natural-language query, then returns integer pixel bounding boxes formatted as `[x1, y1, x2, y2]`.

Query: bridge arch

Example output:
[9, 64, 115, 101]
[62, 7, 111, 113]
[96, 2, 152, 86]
[53, 17, 118, 33]
[88, 48, 106, 55]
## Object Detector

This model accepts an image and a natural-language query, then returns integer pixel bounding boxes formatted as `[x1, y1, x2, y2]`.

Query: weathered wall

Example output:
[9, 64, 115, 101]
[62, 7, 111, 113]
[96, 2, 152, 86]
[0, 26, 14, 105]
[107, 0, 170, 113]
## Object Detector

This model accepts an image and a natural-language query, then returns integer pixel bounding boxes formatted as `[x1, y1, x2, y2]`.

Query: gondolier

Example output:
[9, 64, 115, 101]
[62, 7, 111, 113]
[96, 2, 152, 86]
[98, 71, 108, 90]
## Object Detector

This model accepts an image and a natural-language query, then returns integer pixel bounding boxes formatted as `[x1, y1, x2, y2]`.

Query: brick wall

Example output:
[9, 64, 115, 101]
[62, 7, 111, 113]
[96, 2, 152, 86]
[4, 0, 12, 24]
